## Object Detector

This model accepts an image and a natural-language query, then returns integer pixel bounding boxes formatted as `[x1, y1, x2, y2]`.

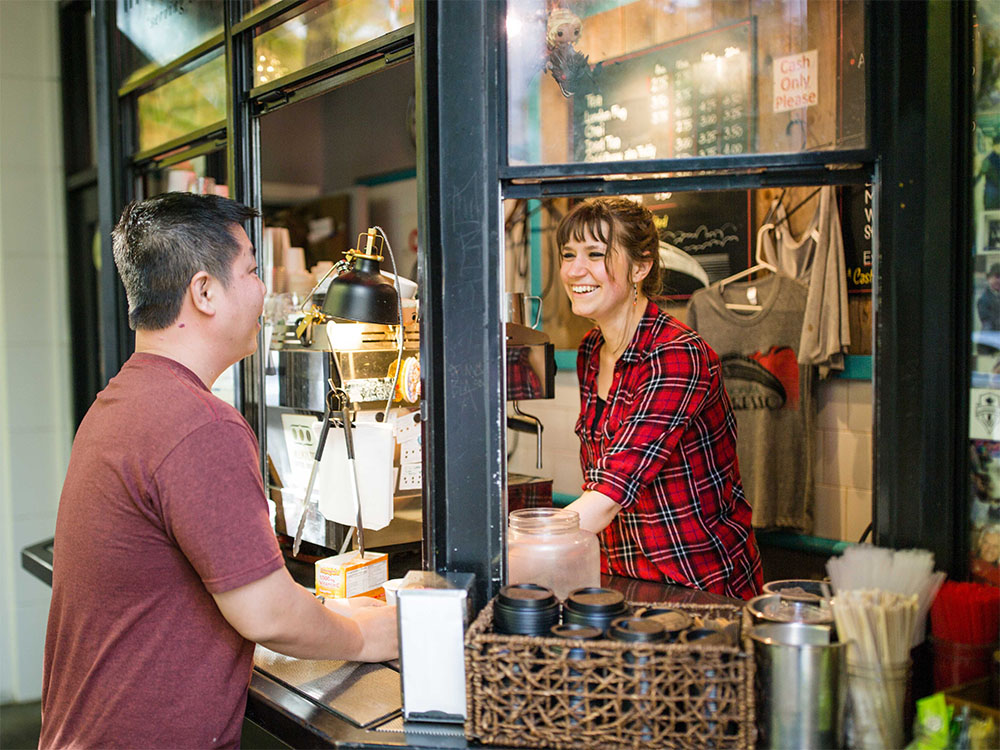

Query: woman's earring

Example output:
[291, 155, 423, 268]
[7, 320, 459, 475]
[632, 281, 638, 306]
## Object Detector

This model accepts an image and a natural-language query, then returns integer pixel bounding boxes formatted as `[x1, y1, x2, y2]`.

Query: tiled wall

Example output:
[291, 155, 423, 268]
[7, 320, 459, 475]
[0, 0, 69, 703]
[508, 370, 874, 544]
[813, 379, 874, 543]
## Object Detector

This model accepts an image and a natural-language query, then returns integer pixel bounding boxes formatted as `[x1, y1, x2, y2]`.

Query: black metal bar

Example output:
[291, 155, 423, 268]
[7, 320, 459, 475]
[130, 128, 228, 168]
[500, 149, 874, 181]
[256, 45, 415, 116]
[871, 0, 969, 575]
[502, 166, 872, 200]
[248, 26, 415, 102]
[226, 0, 266, 460]
[116, 33, 225, 97]
[231, 0, 312, 36]
[93, 0, 130, 385]
[419, 0, 505, 609]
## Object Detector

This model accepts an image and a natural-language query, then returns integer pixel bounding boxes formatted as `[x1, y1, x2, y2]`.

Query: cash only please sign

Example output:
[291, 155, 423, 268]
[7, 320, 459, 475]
[773, 49, 819, 113]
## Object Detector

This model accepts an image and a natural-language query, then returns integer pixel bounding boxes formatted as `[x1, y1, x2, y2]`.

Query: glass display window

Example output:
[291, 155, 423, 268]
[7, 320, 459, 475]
[506, 0, 867, 165]
[255, 60, 419, 552]
[968, 1, 1000, 587]
[135, 49, 226, 154]
[116, 0, 223, 85]
[252, 0, 414, 89]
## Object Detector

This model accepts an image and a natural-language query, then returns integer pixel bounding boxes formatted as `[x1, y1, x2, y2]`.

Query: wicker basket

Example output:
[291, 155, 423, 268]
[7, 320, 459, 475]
[465, 598, 756, 749]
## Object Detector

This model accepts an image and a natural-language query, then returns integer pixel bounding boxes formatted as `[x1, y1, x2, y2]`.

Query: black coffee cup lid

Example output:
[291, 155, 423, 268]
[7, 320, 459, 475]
[565, 587, 626, 613]
[608, 616, 666, 643]
[551, 623, 603, 640]
[498, 583, 558, 609]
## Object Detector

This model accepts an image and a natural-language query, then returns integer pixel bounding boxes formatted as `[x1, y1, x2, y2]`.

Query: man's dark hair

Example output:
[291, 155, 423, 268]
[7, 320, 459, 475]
[112, 192, 258, 330]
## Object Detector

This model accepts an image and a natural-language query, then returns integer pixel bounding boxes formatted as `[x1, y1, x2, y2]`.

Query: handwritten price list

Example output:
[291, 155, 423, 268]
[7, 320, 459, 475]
[574, 20, 753, 162]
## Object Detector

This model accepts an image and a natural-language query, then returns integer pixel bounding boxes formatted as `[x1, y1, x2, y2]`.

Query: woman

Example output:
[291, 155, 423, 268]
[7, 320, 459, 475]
[559, 197, 762, 600]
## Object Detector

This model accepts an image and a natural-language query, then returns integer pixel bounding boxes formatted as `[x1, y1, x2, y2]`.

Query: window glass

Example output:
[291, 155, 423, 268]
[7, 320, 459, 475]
[138, 150, 239, 407]
[136, 50, 226, 153]
[253, 0, 413, 87]
[969, 2, 1000, 587]
[116, 0, 223, 85]
[506, 0, 867, 165]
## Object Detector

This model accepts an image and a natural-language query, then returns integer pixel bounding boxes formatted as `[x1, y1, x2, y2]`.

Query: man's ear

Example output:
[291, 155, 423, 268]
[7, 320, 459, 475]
[189, 271, 216, 316]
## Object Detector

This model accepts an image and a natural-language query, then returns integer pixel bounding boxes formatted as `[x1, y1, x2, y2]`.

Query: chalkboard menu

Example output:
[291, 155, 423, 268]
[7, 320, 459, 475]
[647, 190, 751, 297]
[574, 19, 755, 162]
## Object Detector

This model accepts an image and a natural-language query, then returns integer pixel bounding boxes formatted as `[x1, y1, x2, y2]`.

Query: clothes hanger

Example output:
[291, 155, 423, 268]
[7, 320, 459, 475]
[774, 187, 822, 229]
[715, 223, 778, 311]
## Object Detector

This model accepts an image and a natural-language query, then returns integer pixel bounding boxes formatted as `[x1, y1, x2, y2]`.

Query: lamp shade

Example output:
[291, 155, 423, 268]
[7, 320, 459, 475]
[321, 255, 399, 324]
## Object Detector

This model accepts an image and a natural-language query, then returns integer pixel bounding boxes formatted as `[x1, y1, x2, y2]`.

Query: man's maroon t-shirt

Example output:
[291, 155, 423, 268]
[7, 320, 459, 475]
[40, 353, 284, 749]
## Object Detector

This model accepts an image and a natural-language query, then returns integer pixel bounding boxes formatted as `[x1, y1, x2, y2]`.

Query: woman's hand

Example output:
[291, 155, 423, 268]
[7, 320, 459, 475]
[565, 490, 621, 534]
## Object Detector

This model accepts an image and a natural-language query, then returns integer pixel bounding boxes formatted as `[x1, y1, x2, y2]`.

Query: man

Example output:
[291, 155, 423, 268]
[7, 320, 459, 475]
[40, 193, 397, 749]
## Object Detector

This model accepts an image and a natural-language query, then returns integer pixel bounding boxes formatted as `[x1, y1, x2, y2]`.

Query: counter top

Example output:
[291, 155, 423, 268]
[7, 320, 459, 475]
[21, 538, 740, 749]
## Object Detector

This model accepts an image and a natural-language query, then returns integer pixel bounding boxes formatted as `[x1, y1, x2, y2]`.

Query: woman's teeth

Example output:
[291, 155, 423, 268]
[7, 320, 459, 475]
[572, 285, 598, 294]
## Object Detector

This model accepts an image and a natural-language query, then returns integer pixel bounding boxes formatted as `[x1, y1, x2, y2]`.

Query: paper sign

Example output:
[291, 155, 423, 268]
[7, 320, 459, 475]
[280, 413, 320, 489]
[316, 420, 394, 530]
[970, 388, 1000, 440]
[773, 49, 818, 113]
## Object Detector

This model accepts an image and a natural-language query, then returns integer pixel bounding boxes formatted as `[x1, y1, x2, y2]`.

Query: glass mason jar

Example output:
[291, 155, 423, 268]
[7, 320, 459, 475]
[506, 508, 600, 600]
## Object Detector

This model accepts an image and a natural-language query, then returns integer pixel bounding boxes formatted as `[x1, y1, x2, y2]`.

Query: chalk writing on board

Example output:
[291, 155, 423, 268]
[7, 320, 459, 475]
[661, 224, 742, 254]
[574, 19, 755, 162]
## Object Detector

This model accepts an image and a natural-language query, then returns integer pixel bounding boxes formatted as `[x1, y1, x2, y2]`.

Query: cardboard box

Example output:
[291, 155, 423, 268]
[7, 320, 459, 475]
[315, 551, 388, 600]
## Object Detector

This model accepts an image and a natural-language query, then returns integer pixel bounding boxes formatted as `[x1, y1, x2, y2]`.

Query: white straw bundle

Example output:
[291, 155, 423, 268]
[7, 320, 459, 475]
[827, 545, 945, 646]
[833, 589, 919, 750]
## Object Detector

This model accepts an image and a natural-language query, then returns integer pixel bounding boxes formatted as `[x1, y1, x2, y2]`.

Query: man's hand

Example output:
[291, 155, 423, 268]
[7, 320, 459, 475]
[324, 596, 398, 662]
[212, 567, 399, 662]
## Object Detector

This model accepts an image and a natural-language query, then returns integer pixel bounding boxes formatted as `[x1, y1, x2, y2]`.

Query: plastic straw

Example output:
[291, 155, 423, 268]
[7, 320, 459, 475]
[827, 545, 944, 646]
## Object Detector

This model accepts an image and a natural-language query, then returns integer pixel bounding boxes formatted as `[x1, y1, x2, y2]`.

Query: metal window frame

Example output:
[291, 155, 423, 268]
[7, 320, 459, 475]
[423, 0, 972, 600]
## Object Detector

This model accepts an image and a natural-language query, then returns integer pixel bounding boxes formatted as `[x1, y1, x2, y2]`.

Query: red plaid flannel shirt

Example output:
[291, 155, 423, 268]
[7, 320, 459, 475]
[575, 302, 763, 600]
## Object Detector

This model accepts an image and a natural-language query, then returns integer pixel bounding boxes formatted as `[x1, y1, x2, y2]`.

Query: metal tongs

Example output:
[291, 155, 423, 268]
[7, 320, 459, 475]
[291, 385, 366, 558]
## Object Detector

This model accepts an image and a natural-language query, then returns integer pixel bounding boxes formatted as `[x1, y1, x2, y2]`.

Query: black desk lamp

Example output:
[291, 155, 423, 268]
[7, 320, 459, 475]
[291, 228, 403, 558]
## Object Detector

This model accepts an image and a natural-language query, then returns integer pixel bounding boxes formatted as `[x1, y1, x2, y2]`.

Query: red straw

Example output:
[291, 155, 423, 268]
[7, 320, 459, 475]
[929, 581, 1000, 645]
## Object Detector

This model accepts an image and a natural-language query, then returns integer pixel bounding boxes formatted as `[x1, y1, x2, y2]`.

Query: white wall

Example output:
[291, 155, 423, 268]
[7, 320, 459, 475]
[0, 0, 70, 703]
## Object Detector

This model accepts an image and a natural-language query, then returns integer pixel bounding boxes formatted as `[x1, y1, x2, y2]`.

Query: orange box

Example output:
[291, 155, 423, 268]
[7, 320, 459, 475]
[315, 551, 388, 600]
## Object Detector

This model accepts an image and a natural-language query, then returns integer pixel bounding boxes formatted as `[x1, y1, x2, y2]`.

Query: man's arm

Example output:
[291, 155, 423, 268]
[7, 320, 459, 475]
[212, 566, 398, 662]
[564, 490, 621, 534]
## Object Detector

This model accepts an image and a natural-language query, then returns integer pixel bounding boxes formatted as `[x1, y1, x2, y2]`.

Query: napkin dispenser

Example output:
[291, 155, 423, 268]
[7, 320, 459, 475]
[397, 571, 475, 722]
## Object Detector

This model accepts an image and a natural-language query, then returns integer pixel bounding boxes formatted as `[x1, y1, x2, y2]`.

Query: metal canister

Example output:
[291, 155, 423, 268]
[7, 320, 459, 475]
[749, 622, 848, 749]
